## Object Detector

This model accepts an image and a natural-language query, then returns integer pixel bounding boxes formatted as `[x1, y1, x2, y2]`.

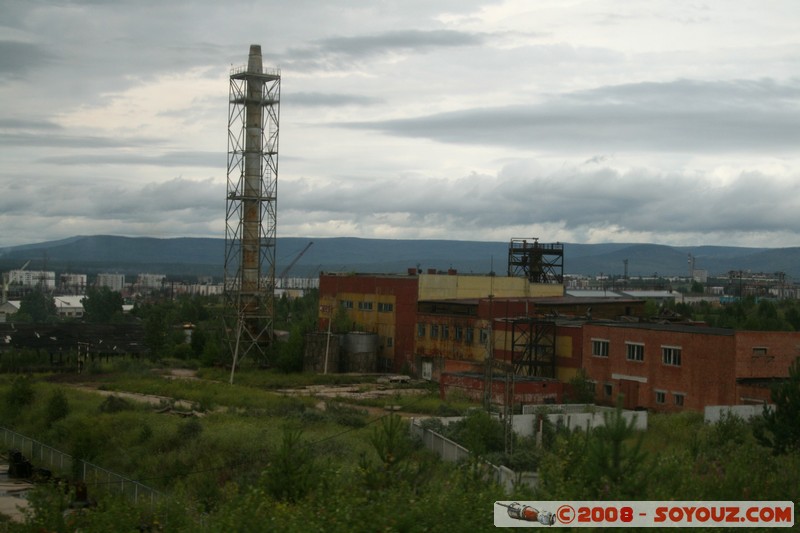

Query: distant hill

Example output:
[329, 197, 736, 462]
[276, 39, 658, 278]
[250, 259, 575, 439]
[1, 235, 798, 280]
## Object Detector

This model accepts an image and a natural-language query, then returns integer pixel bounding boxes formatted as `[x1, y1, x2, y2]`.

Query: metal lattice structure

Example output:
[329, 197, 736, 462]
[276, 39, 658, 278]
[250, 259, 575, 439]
[507, 238, 564, 283]
[224, 45, 280, 373]
[509, 317, 556, 378]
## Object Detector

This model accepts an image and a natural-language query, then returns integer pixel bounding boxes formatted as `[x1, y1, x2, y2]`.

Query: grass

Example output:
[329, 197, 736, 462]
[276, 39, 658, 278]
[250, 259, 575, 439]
[197, 365, 387, 388]
[0, 364, 408, 503]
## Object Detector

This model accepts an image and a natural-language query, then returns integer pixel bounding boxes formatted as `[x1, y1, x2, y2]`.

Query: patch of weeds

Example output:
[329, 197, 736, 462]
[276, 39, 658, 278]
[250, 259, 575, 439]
[295, 409, 326, 423]
[436, 403, 463, 417]
[97, 395, 134, 413]
[325, 402, 368, 428]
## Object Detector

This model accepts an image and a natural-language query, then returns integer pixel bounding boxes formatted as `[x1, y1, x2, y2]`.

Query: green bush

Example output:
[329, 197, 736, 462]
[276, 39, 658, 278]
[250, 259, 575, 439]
[45, 389, 70, 424]
[6, 374, 36, 409]
[97, 395, 134, 413]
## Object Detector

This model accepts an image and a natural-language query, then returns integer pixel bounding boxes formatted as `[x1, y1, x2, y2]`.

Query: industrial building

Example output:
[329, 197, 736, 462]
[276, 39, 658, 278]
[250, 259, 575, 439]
[318, 263, 569, 373]
[316, 239, 798, 413]
[582, 322, 800, 411]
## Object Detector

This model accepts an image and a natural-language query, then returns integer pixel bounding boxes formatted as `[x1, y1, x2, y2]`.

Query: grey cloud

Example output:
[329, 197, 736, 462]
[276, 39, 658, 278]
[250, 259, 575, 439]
[39, 151, 221, 168]
[0, 176, 220, 221]
[0, 118, 62, 130]
[0, 131, 160, 149]
[0, 40, 56, 79]
[284, 92, 382, 107]
[280, 163, 800, 239]
[282, 29, 487, 70]
[344, 79, 800, 153]
[316, 29, 485, 56]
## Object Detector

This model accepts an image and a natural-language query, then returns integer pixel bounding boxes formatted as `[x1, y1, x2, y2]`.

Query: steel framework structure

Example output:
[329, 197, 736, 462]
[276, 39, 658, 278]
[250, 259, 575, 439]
[224, 45, 280, 371]
[509, 317, 557, 378]
[507, 238, 564, 283]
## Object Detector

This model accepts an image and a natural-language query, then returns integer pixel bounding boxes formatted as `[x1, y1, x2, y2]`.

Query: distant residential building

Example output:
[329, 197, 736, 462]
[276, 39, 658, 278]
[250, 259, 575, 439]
[8, 270, 56, 290]
[136, 273, 166, 291]
[692, 269, 708, 283]
[60, 273, 87, 294]
[171, 282, 224, 297]
[96, 273, 125, 292]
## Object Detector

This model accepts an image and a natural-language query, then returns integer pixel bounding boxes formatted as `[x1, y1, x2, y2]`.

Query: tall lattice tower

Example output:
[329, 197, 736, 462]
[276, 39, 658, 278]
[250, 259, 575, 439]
[224, 44, 280, 375]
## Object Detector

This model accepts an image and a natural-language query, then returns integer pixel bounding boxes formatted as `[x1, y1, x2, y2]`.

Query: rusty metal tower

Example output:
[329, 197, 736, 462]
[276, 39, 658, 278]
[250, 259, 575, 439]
[224, 45, 280, 377]
[507, 238, 564, 284]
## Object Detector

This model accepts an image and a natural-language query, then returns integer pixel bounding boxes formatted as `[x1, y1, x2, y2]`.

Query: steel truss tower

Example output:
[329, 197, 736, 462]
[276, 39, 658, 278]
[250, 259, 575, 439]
[507, 238, 564, 283]
[224, 45, 280, 373]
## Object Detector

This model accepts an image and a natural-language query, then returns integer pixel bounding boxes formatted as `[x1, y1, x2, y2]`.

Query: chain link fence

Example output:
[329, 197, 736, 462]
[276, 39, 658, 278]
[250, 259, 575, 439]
[1, 426, 161, 505]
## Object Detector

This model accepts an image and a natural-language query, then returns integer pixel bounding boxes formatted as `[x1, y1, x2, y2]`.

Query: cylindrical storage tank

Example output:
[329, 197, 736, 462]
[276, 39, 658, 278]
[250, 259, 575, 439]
[342, 332, 379, 373]
[303, 332, 341, 374]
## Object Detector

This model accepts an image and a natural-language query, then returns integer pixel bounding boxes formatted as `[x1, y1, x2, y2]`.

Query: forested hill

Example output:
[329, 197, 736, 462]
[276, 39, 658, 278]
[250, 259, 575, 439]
[1, 235, 798, 279]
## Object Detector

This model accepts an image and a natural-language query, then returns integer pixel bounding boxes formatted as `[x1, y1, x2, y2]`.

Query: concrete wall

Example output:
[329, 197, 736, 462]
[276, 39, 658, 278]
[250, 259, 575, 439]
[704, 404, 773, 423]
[509, 410, 648, 437]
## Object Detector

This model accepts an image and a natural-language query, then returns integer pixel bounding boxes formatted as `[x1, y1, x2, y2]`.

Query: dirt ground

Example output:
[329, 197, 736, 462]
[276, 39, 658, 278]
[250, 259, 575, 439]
[62, 369, 435, 418]
[0, 463, 31, 523]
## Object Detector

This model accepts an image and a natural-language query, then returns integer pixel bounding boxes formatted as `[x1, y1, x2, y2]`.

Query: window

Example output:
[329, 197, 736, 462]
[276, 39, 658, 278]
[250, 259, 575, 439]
[655, 390, 666, 404]
[455, 326, 463, 341]
[386, 337, 393, 348]
[604, 384, 613, 397]
[358, 301, 373, 311]
[442, 325, 449, 340]
[465, 328, 474, 344]
[662, 346, 682, 366]
[479, 329, 489, 344]
[674, 393, 685, 407]
[626, 342, 644, 362]
[340, 300, 353, 309]
[431, 325, 439, 339]
[378, 303, 393, 312]
[417, 324, 425, 337]
[592, 339, 609, 357]
[752, 347, 768, 356]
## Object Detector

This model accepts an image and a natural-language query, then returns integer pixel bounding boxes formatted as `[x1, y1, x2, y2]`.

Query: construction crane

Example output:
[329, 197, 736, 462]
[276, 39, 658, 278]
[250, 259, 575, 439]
[278, 241, 313, 289]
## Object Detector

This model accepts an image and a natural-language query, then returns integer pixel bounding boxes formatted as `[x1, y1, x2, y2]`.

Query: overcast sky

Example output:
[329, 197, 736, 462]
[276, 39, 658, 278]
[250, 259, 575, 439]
[2, 0, 800, 248]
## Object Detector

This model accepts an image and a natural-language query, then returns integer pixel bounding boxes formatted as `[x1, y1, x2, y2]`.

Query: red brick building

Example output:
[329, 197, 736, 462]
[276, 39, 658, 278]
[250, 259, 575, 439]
[581, 322, 800, 412]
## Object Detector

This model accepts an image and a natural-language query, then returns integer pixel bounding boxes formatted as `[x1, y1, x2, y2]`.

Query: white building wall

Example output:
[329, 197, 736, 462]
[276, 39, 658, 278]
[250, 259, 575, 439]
[96, 273, 125, 292]
[7, 270, 56, 290]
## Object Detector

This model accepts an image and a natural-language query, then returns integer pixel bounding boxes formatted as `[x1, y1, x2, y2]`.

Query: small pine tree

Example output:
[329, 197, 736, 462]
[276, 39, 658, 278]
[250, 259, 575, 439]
[755, 357, 800, 454]
[584, 405, 650, 499]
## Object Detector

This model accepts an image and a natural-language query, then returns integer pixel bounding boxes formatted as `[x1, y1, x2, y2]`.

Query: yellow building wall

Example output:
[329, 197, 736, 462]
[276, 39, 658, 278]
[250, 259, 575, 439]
[555, 336, 579, 382]
[320, 292, 397, 358]
[417, 274, 563, 300]
[556, 336, 572, 360]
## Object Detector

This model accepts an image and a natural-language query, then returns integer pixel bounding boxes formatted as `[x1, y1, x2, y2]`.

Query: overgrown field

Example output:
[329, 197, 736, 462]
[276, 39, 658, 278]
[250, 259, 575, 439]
[0, 362, 501, 532]
[1, 361, 799, 531]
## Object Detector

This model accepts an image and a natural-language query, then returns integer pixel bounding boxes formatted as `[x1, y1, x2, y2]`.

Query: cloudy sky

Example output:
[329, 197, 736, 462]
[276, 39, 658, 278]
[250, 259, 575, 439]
[2, 0, 800, 248]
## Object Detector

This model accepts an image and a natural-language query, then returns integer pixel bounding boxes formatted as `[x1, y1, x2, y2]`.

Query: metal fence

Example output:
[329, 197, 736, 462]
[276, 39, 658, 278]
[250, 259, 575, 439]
[1, 426, 161, 505]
